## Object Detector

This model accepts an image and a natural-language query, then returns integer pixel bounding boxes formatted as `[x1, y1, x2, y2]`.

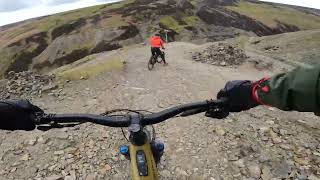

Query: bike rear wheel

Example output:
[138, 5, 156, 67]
[148, 56, 156, 70]
[156, 57, 163, 63]
[156, 51, 165, 63]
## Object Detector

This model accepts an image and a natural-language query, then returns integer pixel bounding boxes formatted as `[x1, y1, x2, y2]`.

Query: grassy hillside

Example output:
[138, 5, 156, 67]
[0, 0, 136, 78]
[0, 0, 134, 48]
[246, 29, 320, 65]
[226, 0, 320, 29]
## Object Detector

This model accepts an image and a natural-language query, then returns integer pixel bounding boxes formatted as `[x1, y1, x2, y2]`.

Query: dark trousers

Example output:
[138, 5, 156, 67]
[151, 47, 166, 63]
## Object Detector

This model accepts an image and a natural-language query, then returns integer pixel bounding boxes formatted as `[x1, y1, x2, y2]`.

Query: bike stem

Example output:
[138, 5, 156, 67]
[128, 114, 149, 146]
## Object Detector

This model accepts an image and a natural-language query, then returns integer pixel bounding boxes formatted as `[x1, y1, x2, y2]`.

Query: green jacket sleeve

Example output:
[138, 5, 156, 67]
[256, 64, 320, 112]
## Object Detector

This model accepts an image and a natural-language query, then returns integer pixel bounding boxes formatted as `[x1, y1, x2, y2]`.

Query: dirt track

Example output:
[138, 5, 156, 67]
[0, 42, 320, 180]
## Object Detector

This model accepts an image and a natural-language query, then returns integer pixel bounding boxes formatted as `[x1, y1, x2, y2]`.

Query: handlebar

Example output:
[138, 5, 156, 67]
[39, 114, 131, 127]
[37, 99, 226, 128]
[142, 100, 223, 125]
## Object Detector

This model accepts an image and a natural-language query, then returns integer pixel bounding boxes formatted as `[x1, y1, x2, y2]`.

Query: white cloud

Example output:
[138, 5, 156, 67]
[0, 0, 121, 26]
[259, 0, 320, 9]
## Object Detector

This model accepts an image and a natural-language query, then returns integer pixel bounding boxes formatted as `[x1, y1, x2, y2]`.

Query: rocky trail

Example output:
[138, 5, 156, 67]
[0, 42, 320, 180]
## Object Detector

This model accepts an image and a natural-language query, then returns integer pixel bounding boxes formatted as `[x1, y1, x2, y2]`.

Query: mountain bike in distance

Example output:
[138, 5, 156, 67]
[147, 50, 165, 71]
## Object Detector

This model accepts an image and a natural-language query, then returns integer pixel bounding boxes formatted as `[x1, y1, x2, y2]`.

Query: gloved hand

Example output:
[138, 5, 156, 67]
[0, 100, 43, 131]
[217, 80, 259, 112]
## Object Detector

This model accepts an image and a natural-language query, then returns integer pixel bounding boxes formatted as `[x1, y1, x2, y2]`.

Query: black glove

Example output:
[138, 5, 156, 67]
[0, 100, 43, 131]
[217, 80, 259, 112]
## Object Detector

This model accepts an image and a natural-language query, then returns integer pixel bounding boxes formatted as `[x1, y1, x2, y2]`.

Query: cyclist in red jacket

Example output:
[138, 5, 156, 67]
[149, 34, 167, 65]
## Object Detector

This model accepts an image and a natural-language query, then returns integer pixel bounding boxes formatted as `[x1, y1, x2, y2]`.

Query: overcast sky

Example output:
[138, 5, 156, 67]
[261, 0, 320, 9]
[0, 0, 121, 26]
[0, 0, 319, 27]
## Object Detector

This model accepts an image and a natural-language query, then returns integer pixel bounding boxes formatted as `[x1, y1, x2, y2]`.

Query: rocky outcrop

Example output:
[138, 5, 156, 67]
[176, 0, 194, 10]
[90, 42, 122, 54]
[32, 25, 141, 72]
[51, 18, 86, 41]
[0, 71, 56, 99]
[2, 32, 48, 77]
[112, 25, 140, 41]
[192, 43, 248, 66]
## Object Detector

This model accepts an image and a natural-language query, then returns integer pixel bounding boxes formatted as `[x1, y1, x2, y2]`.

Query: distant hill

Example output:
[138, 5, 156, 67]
[0, 0, 320, 77]
[246, 29, 320, 66]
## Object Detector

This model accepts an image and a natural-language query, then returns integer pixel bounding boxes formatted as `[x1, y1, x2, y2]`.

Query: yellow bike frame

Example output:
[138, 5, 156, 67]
[119, 115, 164, 179]
[129, 143, 159, 180]
[41, 100, 223, 180]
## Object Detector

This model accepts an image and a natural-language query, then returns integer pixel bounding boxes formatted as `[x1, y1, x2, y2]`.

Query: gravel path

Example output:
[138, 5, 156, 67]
[0, 42, 319, 180]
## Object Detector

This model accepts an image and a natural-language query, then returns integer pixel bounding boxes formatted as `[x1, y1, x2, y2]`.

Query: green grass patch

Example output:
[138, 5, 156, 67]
[0, 49, 14, 78]
[254, 30, 320, 49]
[234, 35, 250, 49]
[57, 56, 124, 80]
[188, 0, 199, 6]
[6, 23, 38, 39]
[69, 44, 93, 55]
[160, 15, 199, 33]
[226, 0, 320, 30]
[247, 30, 320, 65]
[103, 0, 135, 10]
[160, 16, 183, 32]
[182, 16, 199, 26]
[100, 15, 129, 28]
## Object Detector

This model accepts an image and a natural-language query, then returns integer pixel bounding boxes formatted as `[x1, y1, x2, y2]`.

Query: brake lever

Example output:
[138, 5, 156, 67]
[205, 107, 229, 119]
[205, 98, 230, 119]
[34, 112, 83, 131]
[33, 112, 53, 125]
